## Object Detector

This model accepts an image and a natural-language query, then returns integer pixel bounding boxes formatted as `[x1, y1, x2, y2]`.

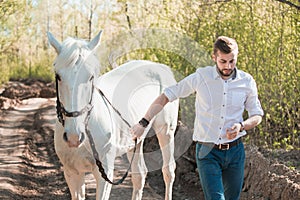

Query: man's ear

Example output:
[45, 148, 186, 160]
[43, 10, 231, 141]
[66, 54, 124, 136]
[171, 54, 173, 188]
[212, 53, 216, 62]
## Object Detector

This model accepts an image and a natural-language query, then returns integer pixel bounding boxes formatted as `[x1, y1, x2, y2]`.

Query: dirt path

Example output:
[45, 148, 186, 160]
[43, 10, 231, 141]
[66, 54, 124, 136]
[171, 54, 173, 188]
[0, 98, 69, 199]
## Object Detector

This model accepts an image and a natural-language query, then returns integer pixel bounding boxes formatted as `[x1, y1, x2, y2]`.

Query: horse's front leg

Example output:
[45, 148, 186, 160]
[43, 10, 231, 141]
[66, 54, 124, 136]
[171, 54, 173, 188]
[92, 148, 116, 200]
[93, 167, 113, 200]
[64, 169, 86, 200]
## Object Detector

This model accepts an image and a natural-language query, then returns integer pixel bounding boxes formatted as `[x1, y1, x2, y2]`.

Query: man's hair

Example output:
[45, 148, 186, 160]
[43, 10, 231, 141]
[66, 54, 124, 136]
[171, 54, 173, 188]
[213, 36, 238, 55]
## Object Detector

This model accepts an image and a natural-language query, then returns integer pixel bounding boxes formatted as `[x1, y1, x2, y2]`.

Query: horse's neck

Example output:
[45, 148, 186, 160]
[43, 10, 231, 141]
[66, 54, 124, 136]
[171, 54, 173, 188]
[89, 90, 115, 136]
[89, 88, 134, 155]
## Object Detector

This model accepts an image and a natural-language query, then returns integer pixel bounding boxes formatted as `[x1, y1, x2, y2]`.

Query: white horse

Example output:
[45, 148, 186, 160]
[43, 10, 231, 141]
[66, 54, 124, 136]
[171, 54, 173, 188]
[47, 31, 179, 200]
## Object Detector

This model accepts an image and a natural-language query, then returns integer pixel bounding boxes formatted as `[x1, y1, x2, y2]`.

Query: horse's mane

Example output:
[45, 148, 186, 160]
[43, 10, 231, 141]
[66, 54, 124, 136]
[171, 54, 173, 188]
[54, 37, 100, 75]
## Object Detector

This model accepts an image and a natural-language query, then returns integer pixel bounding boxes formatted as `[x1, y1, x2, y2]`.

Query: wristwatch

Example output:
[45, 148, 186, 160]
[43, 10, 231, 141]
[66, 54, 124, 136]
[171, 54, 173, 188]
[139, 118, 150, 128]
[239, 122, 245, 132]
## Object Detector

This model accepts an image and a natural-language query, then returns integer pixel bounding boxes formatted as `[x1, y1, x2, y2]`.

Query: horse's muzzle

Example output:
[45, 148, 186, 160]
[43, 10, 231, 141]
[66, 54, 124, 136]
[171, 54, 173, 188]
[63, 131, 85, 148]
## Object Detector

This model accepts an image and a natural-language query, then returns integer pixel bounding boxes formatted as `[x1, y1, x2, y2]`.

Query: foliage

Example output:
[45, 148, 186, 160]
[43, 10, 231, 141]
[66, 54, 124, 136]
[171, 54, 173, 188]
[0, 0, 299, 149]
[8, 57, 53, 82]
[0, 0, 32, 83]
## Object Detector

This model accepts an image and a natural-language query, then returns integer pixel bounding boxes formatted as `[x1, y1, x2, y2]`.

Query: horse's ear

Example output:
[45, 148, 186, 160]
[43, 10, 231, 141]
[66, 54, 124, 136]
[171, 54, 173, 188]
[88, 30, 102, 51]
[47, 32, 62, 54]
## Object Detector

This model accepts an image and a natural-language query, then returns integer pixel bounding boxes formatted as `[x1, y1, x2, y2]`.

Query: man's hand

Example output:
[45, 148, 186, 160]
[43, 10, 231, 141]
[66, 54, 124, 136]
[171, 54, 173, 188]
[226, 123, 241, 140]
[130, 124, 146, 140]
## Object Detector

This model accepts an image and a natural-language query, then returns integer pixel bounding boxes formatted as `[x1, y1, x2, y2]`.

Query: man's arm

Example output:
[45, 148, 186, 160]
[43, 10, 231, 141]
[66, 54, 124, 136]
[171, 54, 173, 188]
[226, 115, 263, 140]
[242, 115, 262, 131]
[143, 93, 169, 121]
[130, 93, 169, 139]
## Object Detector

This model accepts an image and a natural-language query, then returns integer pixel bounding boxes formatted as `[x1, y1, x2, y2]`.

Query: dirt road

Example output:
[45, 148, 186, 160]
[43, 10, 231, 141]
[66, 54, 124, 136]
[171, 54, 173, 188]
[0, 98, 70, 199]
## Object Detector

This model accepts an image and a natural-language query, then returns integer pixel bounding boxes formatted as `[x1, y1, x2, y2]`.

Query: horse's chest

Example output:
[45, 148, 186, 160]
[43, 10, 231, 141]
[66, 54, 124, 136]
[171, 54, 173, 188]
[56, 143, 96, 173]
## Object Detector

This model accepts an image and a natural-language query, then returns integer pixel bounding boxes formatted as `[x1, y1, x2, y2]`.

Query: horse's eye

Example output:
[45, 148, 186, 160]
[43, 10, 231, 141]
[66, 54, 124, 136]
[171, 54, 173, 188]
[56, 74, 61, 81]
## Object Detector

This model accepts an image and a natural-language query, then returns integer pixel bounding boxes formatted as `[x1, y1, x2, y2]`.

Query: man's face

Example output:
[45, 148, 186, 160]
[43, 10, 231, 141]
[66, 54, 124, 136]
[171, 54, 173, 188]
[212, 50, 237, 78]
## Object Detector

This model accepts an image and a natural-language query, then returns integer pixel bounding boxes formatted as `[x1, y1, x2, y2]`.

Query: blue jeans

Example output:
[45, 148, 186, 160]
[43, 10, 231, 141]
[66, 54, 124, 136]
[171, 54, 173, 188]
[195, 141, 245, 200]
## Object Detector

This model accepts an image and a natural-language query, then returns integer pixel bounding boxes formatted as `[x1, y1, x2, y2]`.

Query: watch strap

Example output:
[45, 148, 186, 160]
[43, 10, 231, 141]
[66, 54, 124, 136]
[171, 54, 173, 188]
[139, 118, 149, 128]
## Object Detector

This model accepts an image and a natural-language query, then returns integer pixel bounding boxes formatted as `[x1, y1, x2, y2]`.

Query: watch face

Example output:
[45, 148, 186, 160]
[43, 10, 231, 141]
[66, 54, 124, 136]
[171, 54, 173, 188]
[139, 118, 149, 127]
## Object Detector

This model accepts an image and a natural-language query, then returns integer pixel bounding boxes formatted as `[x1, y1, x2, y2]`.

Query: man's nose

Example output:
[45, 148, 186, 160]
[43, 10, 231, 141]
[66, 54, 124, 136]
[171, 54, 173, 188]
[226, 62, 233, 68]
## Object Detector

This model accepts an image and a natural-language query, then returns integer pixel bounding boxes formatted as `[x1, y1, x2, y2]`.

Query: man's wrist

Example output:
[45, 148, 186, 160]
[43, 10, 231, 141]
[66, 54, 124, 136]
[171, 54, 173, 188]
[139, 118, 150, 128]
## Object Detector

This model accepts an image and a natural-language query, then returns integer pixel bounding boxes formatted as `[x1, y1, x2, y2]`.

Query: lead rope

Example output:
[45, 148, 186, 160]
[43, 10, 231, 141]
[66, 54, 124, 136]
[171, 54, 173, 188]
[84, 86, 137, 185]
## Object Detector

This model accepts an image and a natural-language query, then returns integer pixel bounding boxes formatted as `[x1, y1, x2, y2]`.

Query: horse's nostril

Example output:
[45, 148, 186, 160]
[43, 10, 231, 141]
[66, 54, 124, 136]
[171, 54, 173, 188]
[63, 132, 68, 142]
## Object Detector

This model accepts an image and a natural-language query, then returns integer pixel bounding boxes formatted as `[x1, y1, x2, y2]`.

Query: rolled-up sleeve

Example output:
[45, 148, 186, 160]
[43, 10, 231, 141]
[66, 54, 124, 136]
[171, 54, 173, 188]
[164, 86, 178, 102]
[245, 78, 264, 117]
[164, 73, 198, 102]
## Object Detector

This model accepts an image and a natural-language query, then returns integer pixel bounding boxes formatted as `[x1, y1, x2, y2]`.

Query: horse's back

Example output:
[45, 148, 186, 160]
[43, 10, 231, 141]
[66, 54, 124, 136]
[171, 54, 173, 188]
[96, 60, 177, 123]
[97, 60, 176, 94]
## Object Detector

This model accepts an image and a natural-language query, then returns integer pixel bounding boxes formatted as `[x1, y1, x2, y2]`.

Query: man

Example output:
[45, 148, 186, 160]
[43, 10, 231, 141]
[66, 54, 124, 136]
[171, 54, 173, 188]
[131, 36, 264, 200]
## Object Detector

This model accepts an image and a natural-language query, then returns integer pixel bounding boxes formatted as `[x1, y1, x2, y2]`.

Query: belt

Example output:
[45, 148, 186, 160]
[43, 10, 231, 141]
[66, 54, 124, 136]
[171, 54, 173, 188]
[198, 138, 242, 150]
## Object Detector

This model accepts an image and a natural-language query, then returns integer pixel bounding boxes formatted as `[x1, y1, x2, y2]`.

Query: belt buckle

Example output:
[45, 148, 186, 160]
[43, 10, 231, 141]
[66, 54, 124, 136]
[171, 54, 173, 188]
[219, 143, 230, 150]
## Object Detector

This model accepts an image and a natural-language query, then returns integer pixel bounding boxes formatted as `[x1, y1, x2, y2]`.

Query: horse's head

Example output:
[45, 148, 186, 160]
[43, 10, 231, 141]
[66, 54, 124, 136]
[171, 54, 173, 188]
[48, 31, 102, 148]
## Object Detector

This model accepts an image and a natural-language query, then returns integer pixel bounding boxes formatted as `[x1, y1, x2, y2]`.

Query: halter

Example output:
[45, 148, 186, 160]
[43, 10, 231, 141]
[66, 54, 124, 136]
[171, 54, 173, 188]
[55, 73, 136, 185]
[55, 74, 94, 126]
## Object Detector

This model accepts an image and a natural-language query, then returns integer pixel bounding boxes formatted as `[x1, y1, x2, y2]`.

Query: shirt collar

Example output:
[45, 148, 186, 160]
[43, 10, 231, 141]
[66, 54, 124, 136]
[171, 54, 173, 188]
[213, 66, 220, 80]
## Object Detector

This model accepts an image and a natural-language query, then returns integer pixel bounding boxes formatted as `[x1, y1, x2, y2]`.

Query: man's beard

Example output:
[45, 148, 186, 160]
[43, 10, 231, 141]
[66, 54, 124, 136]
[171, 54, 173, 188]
[216, 64, 235, 77]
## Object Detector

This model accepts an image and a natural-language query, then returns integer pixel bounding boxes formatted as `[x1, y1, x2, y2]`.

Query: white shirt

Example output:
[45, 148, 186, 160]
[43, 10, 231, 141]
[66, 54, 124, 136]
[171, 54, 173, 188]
[164, 66, 264, 144]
